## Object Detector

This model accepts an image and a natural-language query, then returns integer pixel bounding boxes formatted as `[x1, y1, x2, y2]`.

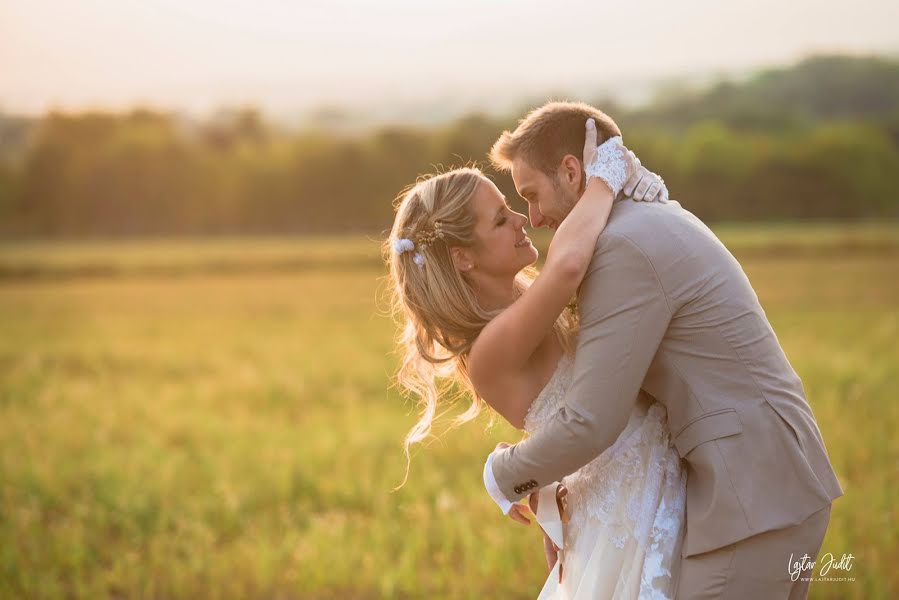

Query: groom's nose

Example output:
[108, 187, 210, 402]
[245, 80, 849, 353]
[528, 203, 546, 228]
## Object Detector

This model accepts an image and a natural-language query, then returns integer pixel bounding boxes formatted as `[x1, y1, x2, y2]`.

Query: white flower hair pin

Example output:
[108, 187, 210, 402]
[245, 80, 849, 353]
[393, 238, 414, 254]
[393, 237, 425, 267]
[393, 221, 444, 269]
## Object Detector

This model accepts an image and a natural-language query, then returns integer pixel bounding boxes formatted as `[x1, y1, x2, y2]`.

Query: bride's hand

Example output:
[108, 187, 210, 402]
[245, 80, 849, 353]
[582, 119, 637, 197]
[583, 119, 669, 203]
[622, 161, 669, 203]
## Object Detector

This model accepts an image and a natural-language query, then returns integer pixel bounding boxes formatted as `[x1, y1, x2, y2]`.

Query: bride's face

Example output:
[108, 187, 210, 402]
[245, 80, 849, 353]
[458, 178, 538, 277]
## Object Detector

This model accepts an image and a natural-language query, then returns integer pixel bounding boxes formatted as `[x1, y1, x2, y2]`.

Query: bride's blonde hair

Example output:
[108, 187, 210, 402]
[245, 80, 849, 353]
[382, 166, 577, 488]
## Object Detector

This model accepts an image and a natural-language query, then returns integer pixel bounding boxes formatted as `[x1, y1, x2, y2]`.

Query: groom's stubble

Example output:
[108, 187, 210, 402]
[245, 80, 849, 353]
[551, 168, 586, 227]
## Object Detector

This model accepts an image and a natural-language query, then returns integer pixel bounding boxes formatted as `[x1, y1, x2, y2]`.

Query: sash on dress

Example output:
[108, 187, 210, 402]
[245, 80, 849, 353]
[535, 481, 565, 589]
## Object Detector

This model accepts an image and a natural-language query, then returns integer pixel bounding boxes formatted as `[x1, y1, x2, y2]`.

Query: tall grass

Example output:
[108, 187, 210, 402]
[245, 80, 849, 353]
[0, 224, 896, 598]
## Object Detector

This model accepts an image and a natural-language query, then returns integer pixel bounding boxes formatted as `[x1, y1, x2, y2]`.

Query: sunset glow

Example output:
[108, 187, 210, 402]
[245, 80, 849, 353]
[2, 0, 898, 114]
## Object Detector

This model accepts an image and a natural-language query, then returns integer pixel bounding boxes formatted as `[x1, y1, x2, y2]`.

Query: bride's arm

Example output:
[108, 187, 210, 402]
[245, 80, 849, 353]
[469, 122, 639, 426]
[470, 179, 616, 427]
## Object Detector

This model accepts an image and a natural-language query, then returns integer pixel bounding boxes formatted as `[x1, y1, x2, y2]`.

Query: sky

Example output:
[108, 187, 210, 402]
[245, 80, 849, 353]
[1, 0, 898, 118]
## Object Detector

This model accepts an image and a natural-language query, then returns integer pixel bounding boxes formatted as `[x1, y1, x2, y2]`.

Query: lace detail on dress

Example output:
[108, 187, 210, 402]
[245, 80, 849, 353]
[639, 457, 687, 600]
[523, 353, 575, 434]
[524, 353, 686, 600]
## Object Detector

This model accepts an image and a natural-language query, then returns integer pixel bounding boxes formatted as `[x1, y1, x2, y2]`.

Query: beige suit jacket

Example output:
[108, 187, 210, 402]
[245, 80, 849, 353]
[492, 199, 843, 557]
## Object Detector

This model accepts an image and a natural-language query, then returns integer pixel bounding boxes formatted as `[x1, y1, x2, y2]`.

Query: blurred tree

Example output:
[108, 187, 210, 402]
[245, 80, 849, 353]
[1, 54, 898, 237]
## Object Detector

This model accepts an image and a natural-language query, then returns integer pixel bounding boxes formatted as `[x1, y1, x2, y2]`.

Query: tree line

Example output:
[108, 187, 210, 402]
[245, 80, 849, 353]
[1, 55, 898, 238]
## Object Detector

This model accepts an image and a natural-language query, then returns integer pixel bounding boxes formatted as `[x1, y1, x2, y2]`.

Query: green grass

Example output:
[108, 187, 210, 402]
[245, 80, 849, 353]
[1, 224, 897, 598]
[0, 221, 896, 279]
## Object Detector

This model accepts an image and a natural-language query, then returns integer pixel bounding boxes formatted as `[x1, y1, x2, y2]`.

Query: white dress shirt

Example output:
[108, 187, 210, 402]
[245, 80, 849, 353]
[483, 449, 514, 514]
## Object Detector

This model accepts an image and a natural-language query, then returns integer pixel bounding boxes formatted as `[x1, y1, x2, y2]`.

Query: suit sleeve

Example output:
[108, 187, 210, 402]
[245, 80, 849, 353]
[490, 232, 674, 502]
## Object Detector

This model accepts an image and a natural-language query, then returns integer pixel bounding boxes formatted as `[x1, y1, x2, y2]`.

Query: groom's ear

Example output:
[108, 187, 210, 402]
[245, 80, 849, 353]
[450, 246, 475, 273]
[559, 154, 583, 188]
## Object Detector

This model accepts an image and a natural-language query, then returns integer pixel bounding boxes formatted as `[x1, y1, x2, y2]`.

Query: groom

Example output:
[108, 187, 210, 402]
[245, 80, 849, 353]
[482, 101, 842, 599]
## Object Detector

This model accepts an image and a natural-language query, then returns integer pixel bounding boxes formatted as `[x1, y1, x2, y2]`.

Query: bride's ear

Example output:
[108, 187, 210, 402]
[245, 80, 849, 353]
[450, 246, 474, 273]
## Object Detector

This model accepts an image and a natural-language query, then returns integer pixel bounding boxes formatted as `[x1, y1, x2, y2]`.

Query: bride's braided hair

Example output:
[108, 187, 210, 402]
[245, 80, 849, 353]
[414, 219, 444, 247]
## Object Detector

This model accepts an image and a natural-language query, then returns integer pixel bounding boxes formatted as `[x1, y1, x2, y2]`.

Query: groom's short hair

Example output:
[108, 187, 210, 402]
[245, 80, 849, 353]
[489, 101, 621, 176]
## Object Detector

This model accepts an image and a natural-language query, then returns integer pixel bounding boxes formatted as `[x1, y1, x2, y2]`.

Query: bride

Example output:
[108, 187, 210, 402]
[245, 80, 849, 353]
[385, 119, 685, 598]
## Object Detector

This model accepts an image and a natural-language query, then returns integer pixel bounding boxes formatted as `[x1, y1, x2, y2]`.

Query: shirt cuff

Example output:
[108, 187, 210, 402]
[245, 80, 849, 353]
[483, 450, 515, 515]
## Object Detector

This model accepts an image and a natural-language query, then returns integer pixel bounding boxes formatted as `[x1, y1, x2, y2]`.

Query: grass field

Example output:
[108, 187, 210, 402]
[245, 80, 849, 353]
[1, 224, 897, 599]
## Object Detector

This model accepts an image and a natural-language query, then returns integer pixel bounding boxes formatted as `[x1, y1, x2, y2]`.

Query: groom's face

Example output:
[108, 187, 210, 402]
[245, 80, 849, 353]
[511, 157, 580, 229]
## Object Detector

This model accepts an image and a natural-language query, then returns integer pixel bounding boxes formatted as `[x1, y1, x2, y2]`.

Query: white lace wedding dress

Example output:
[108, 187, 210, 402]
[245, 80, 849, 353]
[524, 353, 687, 600]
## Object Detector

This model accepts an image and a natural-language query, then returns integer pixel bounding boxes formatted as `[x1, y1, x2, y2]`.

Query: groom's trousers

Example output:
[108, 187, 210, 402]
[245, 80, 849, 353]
[675, 504, 832, 600]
